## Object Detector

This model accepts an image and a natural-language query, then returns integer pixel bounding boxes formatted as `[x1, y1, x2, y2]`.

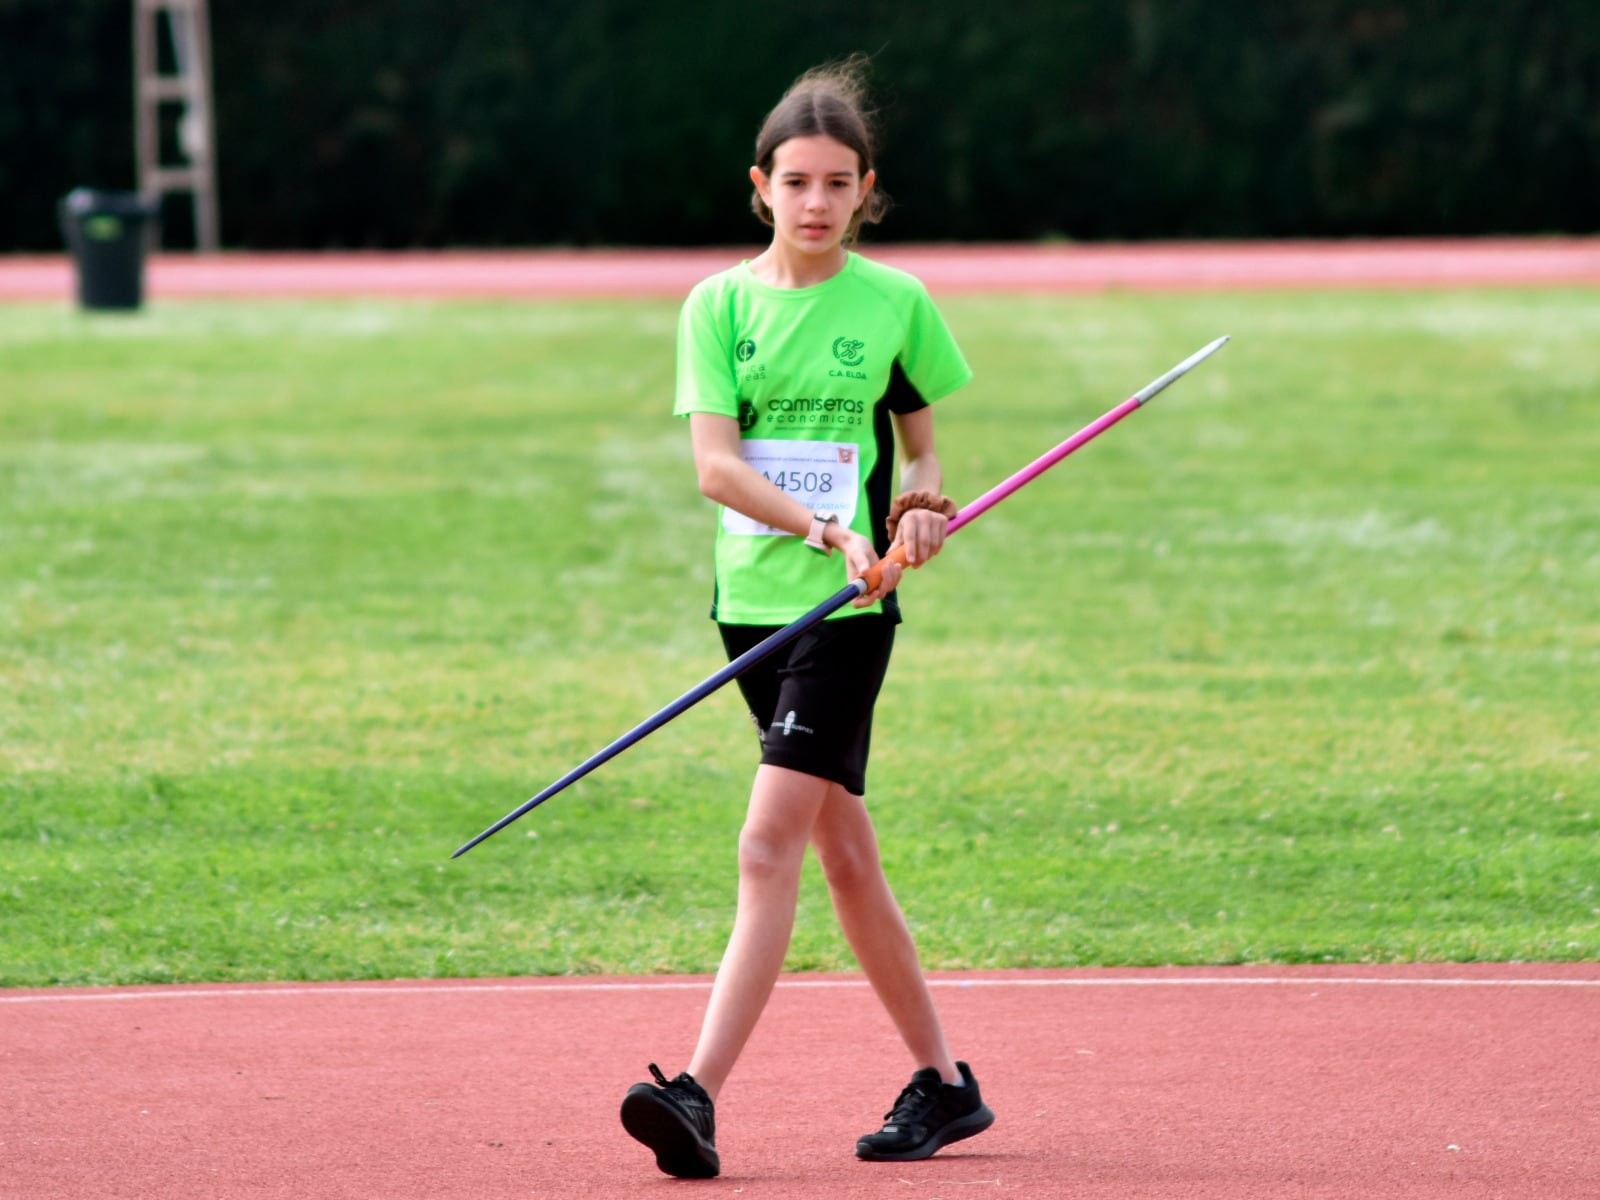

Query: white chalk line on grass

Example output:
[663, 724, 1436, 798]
[3, 974, 1597, 1005]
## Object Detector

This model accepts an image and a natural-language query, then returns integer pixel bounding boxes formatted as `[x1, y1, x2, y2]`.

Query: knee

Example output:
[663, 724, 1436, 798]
[737, 825, 805, 884]
[814, 835, 883, 896]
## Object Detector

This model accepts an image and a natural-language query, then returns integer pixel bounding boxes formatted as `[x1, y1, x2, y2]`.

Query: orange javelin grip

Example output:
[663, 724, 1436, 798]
[855, 541, 916, 596]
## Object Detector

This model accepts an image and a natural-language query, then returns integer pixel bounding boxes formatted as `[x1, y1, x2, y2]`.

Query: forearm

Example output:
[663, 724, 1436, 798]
[892, 406, 944, 497]
[688, 412, 886, 594]
[886, 409, 953, 566]
[898, 450, 943, 497]
[697, 453, 829, 542]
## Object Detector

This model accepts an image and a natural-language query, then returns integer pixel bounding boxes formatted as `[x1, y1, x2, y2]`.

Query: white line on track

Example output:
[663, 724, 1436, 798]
[3, 975, 1596, 1004]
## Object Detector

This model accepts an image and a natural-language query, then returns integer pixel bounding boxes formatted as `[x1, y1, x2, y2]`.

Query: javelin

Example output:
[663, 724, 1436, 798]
[452, 335, 1229, 858]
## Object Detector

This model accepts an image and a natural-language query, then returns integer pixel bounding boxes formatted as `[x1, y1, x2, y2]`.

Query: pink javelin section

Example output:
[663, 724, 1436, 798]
[3, 238, 1599, 302]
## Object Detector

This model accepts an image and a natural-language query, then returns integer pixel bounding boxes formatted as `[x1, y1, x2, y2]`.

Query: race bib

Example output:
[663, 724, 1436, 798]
[723, 439, 860, 536]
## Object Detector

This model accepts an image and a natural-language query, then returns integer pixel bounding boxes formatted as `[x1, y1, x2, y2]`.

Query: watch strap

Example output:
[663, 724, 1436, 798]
[804, 511, 838, 554]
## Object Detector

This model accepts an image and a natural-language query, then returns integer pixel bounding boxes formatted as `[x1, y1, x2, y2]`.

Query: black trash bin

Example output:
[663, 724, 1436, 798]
[58, 189, 161, 311]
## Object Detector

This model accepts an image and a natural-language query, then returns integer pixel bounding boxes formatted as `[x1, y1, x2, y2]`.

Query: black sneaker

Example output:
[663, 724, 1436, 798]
[620, 1064, 720, 1178]
[855, 1061, 995, 1162]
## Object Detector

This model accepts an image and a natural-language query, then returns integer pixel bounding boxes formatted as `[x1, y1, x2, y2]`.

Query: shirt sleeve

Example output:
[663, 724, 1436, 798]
[673, 281, 739, 418]
[895, 283, 973, 406]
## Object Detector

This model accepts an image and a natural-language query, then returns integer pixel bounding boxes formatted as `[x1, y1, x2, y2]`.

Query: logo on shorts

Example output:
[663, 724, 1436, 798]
[780, 710, 814, 737]
[736, 338, 757, 362]
[832, 337, 865, 367]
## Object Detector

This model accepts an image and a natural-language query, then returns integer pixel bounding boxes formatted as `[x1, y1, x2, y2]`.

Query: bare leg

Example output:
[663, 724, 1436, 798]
[686, 765, 829, 1099]
[811, 783, 959, 1083]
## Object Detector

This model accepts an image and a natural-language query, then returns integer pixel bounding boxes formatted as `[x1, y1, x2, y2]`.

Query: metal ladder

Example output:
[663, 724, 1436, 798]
[134, 0, 219, 252]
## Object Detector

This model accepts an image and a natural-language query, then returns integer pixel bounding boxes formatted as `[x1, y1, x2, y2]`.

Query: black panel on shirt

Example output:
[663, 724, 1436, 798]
[883, 358, 931, 416]
[865, 359, 931, 623]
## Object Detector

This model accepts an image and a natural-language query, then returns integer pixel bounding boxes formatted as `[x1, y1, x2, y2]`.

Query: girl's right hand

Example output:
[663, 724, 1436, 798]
[835, 528, 902, 607]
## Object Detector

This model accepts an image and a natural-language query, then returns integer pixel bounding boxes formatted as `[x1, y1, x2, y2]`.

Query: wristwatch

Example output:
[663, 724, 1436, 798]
[804, 511, 839, 554]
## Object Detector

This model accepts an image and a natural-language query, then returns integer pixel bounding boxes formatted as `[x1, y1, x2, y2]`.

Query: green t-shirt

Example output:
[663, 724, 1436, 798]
[674, 252, 972, 625]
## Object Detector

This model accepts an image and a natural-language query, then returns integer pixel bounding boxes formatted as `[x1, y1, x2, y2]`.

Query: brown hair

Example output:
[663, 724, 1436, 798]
[750, 54, 891, 240]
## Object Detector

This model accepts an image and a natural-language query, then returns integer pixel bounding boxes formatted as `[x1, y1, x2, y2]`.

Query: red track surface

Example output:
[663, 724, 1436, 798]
[4, 237, 1600, 301]
[5, 965, 1597, 1198]
[7, 244, 1598, 1197]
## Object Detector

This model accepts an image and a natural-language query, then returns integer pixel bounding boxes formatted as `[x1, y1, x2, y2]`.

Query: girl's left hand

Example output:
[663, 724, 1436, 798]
[891, 507, 950, 568]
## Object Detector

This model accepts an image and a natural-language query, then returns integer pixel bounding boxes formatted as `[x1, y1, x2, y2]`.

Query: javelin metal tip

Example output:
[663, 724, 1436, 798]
[1132, 335, 1230, 406]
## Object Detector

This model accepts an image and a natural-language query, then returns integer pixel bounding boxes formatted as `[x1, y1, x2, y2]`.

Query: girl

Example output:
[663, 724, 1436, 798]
[620, 57, 994, 1178]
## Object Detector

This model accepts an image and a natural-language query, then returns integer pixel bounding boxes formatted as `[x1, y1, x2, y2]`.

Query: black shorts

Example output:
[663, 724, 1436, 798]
[719, 613, 897, 796]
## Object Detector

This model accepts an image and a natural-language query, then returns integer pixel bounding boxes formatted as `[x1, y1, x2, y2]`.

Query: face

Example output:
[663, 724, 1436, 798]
[751, 135, 876, 259]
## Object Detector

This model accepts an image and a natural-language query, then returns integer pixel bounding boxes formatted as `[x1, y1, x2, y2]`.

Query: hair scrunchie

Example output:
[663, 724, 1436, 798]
[885, 490, 958, 541]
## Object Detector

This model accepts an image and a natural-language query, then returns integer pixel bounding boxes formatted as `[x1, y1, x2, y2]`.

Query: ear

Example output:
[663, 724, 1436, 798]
[856, 168, 877, 210]
[749, 164, 772, 207]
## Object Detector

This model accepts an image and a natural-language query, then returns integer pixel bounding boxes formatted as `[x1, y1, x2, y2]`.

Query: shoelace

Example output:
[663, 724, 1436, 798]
[648, 1064, 713, 1130]
[883, 1080, 937, 1124]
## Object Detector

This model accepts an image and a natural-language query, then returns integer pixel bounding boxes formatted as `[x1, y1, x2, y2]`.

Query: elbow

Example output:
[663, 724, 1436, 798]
[695, 457, 734, 505]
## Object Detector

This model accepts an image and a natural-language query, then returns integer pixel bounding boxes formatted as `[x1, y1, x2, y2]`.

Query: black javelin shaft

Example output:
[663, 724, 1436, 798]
[451, 336, 1228, 858]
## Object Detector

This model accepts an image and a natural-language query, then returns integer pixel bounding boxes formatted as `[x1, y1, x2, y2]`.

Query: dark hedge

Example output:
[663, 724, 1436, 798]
[3, 0, 1595, 249]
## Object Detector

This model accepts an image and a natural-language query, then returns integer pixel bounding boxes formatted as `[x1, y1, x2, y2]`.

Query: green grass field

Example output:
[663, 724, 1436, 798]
[2, 287, 1596, 987]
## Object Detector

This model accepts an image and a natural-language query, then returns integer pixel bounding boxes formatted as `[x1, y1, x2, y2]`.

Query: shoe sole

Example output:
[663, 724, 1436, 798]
[855, 1103, 996, 1162]
[620, 1087, 720, 1179]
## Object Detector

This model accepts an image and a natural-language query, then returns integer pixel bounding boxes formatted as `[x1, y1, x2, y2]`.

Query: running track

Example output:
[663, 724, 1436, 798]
[4, 237, 1600, 300]
[5, 967, 1597, 1198]
[5, 243, 1598, 1198]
